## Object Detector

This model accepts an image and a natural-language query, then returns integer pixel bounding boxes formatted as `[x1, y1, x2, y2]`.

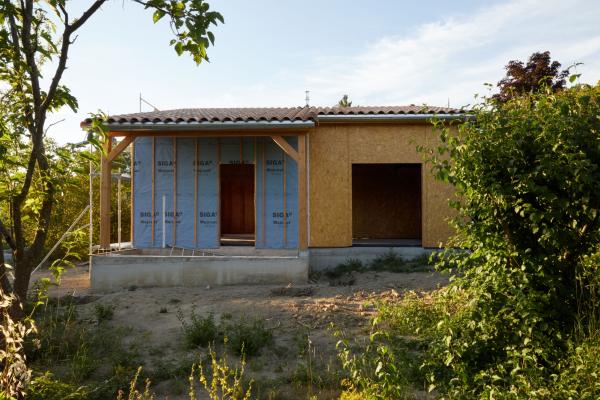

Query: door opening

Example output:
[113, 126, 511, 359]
[352, 164, 422, 247]
[220, 164, 255, 246]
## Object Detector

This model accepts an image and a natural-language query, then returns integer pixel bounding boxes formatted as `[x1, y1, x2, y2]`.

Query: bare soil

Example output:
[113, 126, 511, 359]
[31, 264, 448, 399]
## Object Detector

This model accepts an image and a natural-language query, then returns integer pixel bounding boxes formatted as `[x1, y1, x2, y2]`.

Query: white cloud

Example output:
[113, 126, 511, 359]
[303, 0, 600, 108]
[48, 0, 600, 143]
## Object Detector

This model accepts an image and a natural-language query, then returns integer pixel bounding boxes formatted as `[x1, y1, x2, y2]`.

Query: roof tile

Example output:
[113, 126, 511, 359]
[83, 105, 465, 126]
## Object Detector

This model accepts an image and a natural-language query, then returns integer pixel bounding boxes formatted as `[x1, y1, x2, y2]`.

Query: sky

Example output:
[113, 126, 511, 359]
[47, 0, 600, 144]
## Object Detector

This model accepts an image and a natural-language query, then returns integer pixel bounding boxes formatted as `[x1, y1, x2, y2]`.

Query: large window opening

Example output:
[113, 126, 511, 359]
[220, 164, 255, 246]
[352, 164, 422, 246]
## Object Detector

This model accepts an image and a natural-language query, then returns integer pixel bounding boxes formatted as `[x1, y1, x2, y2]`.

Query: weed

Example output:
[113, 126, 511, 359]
[177, 307, 219, 349]
[94, 303, 115, 323]
[193, 346, 253, 400]
[158, 307, 168, 314]
[324, 259, 365, 279]
[370, 250, 406, 271]
[224, 319, 273, 357]
[28, 372, 89, 400]
[116, 367, 153, 400]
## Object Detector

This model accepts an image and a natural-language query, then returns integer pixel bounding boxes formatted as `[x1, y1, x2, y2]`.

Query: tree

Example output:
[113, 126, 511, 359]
[423, 81, 600, 395]
[493, 51, 569, 102]
[0, 0, 223, 316]
[338, 94, 352, 107]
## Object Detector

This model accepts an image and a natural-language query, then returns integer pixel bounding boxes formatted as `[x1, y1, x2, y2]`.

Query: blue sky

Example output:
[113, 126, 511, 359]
[49, 0, 600, 144]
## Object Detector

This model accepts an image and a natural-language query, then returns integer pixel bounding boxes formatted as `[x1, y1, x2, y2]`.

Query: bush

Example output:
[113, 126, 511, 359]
[177, 308, 219, 349]
[224, 319, 273, 357]
[341, 81, 600, 399]
[27, 373, 89, 400]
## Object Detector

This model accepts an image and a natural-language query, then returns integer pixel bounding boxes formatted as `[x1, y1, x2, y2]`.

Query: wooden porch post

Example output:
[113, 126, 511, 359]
[298, 134, 308, 250]
[99, 137, 112, 249]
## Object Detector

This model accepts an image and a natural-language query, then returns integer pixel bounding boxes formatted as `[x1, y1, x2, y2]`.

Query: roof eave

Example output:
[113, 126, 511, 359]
[92, 120, 316, 132]
[316, 113, 470, 123]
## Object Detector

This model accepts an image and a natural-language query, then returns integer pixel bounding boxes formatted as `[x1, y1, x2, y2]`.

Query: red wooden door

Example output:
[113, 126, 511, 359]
[220, 164, 255, 235]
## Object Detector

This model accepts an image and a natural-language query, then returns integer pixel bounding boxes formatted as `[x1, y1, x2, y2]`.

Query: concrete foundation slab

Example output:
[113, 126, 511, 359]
[91, 252, 308, 291]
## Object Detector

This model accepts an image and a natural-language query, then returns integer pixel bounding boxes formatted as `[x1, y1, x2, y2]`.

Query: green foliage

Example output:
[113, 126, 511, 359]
[224, 319, 273, 357]
[28, 298, 140, 387]
[418, 81, 600, 397]
[194, 347, 253, 400]
[324, 259, 365, 279]
[139, 0, 224, 64]
[27, 372, 89, 400]
[325, 252, 431, 280]
[341, 81, 600, 399]
[338, 95, 353, 107]
[94, 303, 115, 323]
[177, 307, 219, 349]
[176, 309, 273, 357]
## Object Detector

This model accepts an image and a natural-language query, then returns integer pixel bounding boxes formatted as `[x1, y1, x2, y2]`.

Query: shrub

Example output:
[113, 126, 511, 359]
[224, 319, 273, 357]
[177, 308, 219, 349]
[27, 373, 89, 400]
[94, 303, 115, 323]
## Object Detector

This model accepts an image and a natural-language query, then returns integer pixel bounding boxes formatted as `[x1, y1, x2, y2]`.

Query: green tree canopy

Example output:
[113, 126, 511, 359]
[0, 0, 223, 315]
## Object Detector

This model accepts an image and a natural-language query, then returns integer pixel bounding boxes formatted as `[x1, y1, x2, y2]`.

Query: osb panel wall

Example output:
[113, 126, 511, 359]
[309, 123, 456, 248]
[352, 164, 421, 239]
[308, 125, 352, 247]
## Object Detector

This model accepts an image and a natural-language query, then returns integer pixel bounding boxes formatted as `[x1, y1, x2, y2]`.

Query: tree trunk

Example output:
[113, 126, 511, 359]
[0, 236, 13, 295]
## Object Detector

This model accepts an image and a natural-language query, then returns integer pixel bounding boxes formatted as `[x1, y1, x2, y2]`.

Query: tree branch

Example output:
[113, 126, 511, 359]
[40, 0, 106, 117]
[0, 218, 17, 251]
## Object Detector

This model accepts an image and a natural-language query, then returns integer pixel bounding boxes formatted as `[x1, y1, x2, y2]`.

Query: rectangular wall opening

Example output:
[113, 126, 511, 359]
[220, 164, 255, 246]
[352, 163, 422, 246]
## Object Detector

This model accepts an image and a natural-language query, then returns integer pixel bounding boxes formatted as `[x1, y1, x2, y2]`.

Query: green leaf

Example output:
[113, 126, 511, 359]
[153, 9, 165, 23]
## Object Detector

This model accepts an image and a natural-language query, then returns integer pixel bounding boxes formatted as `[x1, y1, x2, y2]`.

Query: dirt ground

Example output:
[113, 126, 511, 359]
[31, 264, 448, 399]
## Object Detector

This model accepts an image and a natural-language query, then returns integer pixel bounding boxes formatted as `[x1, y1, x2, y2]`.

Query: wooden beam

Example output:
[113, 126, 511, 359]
[297, 135, 308, 250]
[107, 130, 311, 138]
[271, 135, 300, 163]
[99, 138, 112, 250]
[107, 135, 133, 162]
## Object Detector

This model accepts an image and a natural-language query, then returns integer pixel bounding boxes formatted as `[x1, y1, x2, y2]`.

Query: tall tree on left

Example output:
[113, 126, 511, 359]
[0, 0, 223, 318]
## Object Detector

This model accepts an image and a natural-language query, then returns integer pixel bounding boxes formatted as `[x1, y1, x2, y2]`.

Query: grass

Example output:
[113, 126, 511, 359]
[324, 251, 434, 280]
[94, 303, 115, 323]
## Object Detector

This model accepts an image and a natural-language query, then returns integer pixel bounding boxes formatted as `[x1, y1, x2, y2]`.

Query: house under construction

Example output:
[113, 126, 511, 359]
[82, 106, 463, 290]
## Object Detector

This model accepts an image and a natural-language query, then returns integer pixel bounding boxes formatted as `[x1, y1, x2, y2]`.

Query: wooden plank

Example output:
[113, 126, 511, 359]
[107, 135, 133, 162]
[283, 149, 287, 247]
[99, 138, 112, 249]
[261, 141, 266, 247]
[194, 139, 198, 248]
[271, 135, 300, 163]
[151, 137, 155, 245]
[253, 138, 257, 243]
[173, 137, 177, 245]
[217, 139, 221, 244]
[130, 139, 135, 243]
[297, 134, 308, 250]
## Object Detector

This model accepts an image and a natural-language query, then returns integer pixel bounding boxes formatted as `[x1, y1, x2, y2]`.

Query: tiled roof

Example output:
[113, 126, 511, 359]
[84, 106, 465, 125]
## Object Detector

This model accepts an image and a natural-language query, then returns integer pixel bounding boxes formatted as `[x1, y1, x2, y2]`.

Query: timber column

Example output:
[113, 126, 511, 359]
[298, 134, 308, 250]
[99, 138, 112, 249]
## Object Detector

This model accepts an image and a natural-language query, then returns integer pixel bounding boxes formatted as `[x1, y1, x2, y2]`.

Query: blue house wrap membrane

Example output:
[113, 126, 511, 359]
[132, 137, 153, 247]
[132, 136, 298, 249]
[196, 138, 219, 248]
